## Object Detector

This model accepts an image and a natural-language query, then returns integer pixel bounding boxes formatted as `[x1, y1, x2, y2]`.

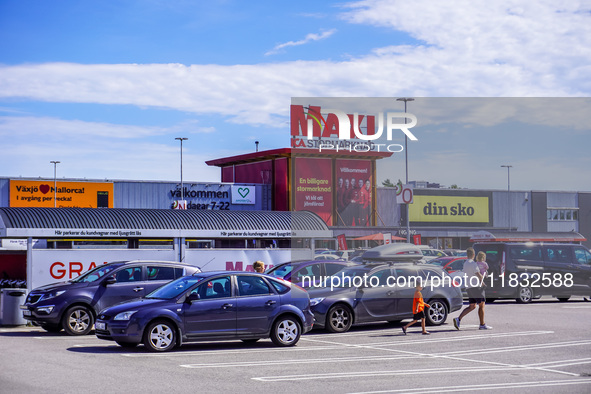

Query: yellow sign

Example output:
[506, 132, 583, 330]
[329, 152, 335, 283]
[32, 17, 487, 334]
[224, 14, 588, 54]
[10, 180, 114, 208]
[409, 195, 489, 223]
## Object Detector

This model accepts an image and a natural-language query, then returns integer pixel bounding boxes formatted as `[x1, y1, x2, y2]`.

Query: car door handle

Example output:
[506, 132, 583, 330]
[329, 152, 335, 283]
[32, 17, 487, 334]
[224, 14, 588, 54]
[265, 300, 277, 306]
[386, 291, 395, 296]
[222, 303, 233, 310]
[133, 287, 144, 292]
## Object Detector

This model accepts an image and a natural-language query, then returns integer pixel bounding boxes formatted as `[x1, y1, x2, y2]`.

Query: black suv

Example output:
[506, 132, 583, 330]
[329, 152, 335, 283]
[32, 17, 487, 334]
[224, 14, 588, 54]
[21, 260, 200, 335]
[473, 243, 591, 303]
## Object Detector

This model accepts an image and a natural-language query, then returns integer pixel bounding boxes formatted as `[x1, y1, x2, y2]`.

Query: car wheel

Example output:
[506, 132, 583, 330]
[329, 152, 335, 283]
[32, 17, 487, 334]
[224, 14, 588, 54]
[516, 286, 533, 304]
[143, 320, 177, 352]
[241, 338, 260, 344]
[557, 297, 570, 302]
[271, 316, 301, 347]
[326, 304, 353, 333]
[116, 341, 139, 348]
[425, 299, 448, 326]
[41, 324, 62, 333]
[62, 305, 94, 336]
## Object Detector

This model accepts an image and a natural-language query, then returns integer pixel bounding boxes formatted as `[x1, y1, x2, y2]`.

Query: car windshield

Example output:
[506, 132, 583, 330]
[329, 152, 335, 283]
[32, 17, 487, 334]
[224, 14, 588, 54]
[146, 276, 204, 300]
[71, 264, 120, 283]
[268, 264, 293, 278]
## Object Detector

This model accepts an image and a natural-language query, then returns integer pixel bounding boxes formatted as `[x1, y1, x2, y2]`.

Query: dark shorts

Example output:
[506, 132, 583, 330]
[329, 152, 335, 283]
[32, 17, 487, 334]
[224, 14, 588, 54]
[413, 310, 425, 320]
[467, 287, 486, 304]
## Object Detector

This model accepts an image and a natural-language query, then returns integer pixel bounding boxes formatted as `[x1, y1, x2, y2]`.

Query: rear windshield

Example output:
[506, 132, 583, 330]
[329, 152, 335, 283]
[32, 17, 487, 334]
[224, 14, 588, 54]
[474, 244, 502, 266]
[71, 264, 120, 283]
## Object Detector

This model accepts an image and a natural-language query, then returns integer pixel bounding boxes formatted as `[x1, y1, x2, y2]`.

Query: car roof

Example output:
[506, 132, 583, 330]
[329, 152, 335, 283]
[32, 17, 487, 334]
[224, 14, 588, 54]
[362, 243, 424, 262]
[108, 260, 196, 266]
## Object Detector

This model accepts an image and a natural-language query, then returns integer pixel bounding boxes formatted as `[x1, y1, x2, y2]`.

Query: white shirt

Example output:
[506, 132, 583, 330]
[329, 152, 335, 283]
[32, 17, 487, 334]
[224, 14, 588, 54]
[462, 259, 480, 288]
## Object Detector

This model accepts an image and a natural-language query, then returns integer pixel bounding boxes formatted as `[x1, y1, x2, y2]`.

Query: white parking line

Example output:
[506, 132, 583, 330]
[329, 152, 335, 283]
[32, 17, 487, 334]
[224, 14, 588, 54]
[284, 333, 582, 378]
[252, 366, 514, 382]
[436, 339, 591, 357]
[121, 345, 342, 358]
[563, 305, 591, 309]
[348, 378, 591, 394]
[301, 330, 554, 348]
[180, 354, 423, 369]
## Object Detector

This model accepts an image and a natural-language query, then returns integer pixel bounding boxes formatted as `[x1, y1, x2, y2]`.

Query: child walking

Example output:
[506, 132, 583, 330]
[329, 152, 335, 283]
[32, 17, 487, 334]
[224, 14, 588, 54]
[402, 282, 431, 335]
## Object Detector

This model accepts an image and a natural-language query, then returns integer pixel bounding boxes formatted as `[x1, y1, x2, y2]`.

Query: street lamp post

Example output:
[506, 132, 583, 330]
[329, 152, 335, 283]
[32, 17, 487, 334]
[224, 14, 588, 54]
[501, 165, 513, 230]
[50, 161, 60, 208]
[175, 137, 188, 199]
[397, 98, 414, 243]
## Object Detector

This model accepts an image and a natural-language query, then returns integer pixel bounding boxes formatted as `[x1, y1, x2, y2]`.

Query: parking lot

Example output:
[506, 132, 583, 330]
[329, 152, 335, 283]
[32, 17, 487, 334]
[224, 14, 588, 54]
[2, 297, 591, 393]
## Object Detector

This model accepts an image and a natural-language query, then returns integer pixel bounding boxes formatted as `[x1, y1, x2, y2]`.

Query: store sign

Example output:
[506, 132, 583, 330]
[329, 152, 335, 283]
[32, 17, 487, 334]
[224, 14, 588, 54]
[290, 104, 416, 153]
[409, 195, 489, 223]
[168, 184, 231, 210]
[10, 180, 113, 208]
[231, 185, 256, 204]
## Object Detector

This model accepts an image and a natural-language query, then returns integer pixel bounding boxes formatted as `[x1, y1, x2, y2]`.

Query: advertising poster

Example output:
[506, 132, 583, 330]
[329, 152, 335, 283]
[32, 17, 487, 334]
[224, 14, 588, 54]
[294, 157, 332, 225]
[335, 159, 373, 226]
[10, 180, 114, 208]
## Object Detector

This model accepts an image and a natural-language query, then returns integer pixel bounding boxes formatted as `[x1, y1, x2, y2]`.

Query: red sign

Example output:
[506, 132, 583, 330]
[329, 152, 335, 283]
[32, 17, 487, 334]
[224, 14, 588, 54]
[337, 234, 348, 250]
[413, 234, 422, 245]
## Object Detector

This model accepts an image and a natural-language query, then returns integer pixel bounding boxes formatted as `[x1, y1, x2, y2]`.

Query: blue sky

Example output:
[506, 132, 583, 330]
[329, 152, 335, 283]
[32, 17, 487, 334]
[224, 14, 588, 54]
[1, 0, 590, 191]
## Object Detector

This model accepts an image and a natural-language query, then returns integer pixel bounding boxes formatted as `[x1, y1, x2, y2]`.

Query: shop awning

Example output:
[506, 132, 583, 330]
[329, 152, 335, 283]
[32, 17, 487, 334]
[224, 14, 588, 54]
[0, 207, 332, 239]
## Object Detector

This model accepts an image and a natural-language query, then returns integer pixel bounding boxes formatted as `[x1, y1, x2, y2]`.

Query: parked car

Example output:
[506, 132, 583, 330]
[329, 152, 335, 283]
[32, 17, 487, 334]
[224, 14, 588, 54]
[94, 271, 314, 351]
[267, 260, 358, 288]
[426, 256, 468, 274]
[361, 243, 424, 262]
[473, 242, 591, 303]
[21, 260, 200, 335]
[417, 246, 448, 261]
[443, 249, 467, 257]
[307, 262, 463, 333]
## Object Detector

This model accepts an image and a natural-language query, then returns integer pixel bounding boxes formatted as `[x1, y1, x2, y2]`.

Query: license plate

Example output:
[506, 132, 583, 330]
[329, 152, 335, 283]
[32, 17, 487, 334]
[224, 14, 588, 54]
[23, 310, 32, 316]
[95, 322, 106, 330]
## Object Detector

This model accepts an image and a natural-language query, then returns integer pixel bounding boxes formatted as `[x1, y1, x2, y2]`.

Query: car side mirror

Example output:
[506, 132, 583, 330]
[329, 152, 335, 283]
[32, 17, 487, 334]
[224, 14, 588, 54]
[185, 293, 200, 303]
[103, 277, 116, 286]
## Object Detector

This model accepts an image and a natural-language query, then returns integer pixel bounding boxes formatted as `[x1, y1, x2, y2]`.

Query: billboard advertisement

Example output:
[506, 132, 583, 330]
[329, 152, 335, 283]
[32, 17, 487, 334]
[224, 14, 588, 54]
[10, 180, 114, 208]
[336, 159, 373, 226]
[294, 157, 333, 225]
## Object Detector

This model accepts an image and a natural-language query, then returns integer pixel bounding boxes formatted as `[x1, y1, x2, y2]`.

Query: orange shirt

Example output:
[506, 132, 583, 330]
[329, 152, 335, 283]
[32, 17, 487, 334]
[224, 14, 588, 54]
[412, 290, 426, 314]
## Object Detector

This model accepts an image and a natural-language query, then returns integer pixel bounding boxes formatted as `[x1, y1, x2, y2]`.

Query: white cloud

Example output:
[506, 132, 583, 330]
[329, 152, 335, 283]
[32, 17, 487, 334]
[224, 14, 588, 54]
[265, 29, 337, 56]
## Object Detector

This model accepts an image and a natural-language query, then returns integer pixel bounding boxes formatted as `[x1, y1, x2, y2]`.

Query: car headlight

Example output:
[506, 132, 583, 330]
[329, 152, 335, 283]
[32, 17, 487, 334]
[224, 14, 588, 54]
[114, 311, 137, 321]
[309, 297, 325, 307]
[42, 290, 65, 301]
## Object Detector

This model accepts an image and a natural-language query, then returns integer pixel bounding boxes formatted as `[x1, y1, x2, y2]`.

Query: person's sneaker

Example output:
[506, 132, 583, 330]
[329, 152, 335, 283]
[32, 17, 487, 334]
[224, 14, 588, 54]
[479, 324, 493, 330]
[453, 317, 460, 330]
[402, 326, 407, 335]
[422, 331, 430, 335]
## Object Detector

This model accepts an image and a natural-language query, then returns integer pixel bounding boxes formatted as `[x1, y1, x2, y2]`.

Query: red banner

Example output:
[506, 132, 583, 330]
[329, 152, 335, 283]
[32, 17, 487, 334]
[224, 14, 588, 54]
[337, 234, 348, 250]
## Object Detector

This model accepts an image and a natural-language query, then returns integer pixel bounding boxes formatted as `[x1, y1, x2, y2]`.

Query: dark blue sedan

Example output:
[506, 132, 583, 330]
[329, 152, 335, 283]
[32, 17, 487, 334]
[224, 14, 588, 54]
[95, 271, 314, 351]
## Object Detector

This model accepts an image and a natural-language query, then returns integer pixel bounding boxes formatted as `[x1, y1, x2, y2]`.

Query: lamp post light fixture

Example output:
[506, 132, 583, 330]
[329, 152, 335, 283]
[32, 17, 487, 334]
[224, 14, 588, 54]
[50, 161, 60, 208]
[175, 137, 188, 199]
[397, 98, 414, 243]
[501, 165, 513, 230]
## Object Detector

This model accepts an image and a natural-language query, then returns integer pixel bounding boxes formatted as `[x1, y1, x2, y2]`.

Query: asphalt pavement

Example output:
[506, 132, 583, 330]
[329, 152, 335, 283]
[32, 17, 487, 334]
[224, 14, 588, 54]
[1, 296, 591, 393]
